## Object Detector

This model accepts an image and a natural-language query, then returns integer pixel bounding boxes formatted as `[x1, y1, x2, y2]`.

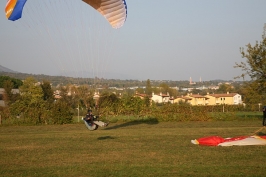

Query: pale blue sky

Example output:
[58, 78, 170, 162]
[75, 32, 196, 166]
[1, 0, 266, 81]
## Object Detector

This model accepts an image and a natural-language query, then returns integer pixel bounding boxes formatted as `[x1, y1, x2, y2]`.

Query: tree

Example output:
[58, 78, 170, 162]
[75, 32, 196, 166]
[76, 85, 89, 107]
[0, 76, 22, 88]
[240, 81, 263, 105]
[98, 92, 119, 115]
[50, 99, 73, 124]
[40, 80, 54, 101]
[58, 85, 72, 106]
[135, 87, 144, 94]
[3, 80, 13, 105]
[234, 24, 266, 93]
[10, 77, 45, 124]
[217, 83, 233, 93]
[19, 77, 44, 104]
[145, 79, 152, 95]
[159, 82, 178, 96]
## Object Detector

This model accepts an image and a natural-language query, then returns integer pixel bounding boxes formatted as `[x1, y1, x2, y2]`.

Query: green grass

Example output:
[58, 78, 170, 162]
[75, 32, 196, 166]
[1, 120, 266, 177]
[235, 111, 263, 119]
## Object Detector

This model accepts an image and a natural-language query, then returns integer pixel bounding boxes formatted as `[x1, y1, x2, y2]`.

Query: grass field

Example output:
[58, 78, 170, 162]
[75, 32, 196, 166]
[1, 120, 266, 177]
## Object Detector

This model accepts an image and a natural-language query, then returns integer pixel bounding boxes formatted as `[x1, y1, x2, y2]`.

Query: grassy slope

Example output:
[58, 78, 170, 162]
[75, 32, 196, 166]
[1, 121, 266, 177]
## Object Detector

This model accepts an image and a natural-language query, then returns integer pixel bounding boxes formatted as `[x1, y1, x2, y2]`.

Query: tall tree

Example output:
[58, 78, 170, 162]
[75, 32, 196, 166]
[240, 81, 263, 105]
[145, 79, 152, 95]
[3, 80, 13, 104]
[40, 80, 54, 101]
[234, 24, 266, 93]
[10, 77, 45, 124]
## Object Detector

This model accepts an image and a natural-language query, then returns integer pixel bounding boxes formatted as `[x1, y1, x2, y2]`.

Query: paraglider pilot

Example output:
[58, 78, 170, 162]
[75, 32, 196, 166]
[83, 109, 95, 125]
[263, 106, 266, 126]
[83, 109, 109, 129]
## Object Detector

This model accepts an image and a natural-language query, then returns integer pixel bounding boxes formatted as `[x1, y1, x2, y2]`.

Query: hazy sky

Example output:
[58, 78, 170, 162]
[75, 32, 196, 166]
[1, 0, 266, 81]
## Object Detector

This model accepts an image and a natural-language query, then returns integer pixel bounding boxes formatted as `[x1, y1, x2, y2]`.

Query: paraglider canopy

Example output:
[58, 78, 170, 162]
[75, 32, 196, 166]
[191, 135, 266, 146]
[5, 0, 128, 28]
[4, 0, 128, 85]
[82, 0, 127, 28]
[5, 0, 27, 21]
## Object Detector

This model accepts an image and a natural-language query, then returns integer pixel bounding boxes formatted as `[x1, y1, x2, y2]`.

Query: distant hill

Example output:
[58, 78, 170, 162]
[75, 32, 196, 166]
[0, 65, 17, 73]
[0, 65, 240, 88]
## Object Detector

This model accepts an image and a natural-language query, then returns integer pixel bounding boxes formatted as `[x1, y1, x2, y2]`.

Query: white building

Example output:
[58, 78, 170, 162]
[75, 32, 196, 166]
[151, 92, 170, 103]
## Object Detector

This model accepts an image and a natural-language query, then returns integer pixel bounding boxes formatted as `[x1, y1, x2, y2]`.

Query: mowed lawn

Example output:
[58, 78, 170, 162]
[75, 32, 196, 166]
[1, 120, 266, 177]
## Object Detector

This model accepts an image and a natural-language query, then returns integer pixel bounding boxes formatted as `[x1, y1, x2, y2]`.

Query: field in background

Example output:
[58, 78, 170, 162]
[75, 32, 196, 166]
[1, 120, 266, 177]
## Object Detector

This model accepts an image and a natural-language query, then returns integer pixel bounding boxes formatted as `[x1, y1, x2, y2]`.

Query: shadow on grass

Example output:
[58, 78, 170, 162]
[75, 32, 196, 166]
[104, 118, 159, 130]
[254, 126, 266, 136]
[256, 132, 266, 136]
[97, 136, 116, 140]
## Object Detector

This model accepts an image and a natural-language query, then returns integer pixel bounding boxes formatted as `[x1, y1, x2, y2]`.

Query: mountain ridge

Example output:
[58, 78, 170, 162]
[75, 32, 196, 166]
[0, 65, 232, 82]
[0, 65, 17, 73]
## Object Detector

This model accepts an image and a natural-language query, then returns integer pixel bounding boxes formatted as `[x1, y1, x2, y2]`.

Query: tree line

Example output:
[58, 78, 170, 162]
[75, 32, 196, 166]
[0, 76, 264, 125]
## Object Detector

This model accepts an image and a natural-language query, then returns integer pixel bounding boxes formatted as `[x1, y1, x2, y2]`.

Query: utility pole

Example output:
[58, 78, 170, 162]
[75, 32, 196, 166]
[77, 104, 80, 122]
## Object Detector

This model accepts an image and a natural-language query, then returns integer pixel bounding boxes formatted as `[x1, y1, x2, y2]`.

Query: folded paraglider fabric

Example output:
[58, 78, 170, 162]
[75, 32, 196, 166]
[191, 136, 225, 146]
[191, 136, 266, 146]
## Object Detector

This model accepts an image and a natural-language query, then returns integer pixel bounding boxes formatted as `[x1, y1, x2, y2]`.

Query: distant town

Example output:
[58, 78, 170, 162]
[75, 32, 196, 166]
[1, 68, 245, 107]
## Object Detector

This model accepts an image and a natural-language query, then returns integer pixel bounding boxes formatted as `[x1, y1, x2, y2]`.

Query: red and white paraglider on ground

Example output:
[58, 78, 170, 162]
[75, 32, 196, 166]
[192, 115, 266, 146]
[191, 135, 266, 146]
